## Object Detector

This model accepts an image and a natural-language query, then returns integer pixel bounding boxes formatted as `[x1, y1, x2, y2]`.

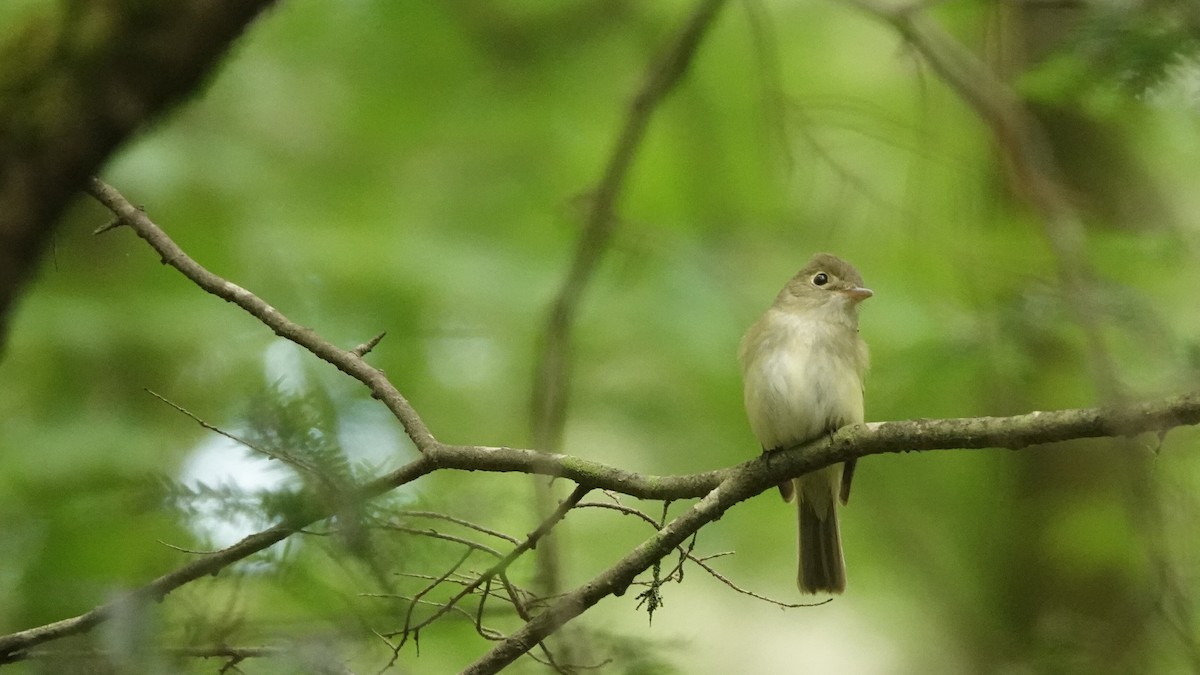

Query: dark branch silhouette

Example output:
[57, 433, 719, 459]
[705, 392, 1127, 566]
[0, 0, 278, 353]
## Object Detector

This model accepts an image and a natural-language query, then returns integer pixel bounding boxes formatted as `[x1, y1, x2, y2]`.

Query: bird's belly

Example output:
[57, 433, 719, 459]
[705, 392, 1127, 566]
[747, 343, 863, 450]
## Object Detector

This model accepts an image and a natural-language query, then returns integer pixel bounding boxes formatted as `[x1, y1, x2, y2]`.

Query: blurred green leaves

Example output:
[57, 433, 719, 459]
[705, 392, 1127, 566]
[2, 0, 1199, 673]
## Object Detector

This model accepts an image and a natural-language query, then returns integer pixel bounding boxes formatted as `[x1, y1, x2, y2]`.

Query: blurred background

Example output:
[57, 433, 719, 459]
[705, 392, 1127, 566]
[2, 0, 1199, 673]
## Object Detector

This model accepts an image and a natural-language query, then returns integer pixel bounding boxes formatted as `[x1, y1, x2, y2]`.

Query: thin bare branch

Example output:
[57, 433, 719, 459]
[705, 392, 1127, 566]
[353, 332, 387, 357]
[155, 539, 219, 555]
[146, 388, 324, 477]
[399, 548, 475, 643]
[372, 524, 504, 558]
[86, 177, 438, 452]
[396, 511, 520, 545]
[363, 594, 505, 637]
[527, 0, 729, 605]
[577, 502, 806, 608]
[399, 485, 591, 639]
[384, 572, 534, 616]
[461, 391, 1200, 672]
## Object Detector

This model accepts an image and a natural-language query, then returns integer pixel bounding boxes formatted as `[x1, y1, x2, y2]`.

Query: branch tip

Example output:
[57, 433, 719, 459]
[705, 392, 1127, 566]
[92, 217, 123, 235]
[353, 331, 387, 357]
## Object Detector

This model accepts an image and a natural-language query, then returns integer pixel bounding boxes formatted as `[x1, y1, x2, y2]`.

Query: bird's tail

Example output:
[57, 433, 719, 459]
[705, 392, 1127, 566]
[797, 488, 846, 594]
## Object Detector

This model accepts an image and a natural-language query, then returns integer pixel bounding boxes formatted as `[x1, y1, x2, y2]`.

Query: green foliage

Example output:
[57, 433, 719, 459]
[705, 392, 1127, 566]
[1020, 0, 1200, 110]
[2, 1, 1199, 673]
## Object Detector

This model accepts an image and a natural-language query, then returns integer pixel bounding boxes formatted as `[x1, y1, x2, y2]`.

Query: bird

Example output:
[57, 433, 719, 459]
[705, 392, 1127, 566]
[738, 253, 872, 593]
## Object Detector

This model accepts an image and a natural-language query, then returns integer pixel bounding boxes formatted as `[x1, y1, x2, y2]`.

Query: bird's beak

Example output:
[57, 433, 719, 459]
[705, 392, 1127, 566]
[841, 286, 873, 303]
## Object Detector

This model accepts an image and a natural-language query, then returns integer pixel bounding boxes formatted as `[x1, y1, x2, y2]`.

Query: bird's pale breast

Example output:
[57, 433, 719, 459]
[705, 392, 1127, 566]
[740, 308, 866, 452]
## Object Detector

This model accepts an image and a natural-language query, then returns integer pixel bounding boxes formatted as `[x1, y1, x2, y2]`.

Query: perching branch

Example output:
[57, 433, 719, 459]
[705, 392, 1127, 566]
[3, 178, 1197, 667]
[460, 393, 1200, 673]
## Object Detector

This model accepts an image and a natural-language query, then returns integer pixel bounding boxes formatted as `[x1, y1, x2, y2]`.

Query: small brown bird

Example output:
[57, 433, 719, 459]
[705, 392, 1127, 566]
[738, 253, 872, 593]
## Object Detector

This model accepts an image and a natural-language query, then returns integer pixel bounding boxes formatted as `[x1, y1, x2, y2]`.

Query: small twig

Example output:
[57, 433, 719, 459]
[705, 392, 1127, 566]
[362, 593, 512, 629]
[369, 577, 532, 615]
[156, 540, 218, 555]
[577, 501, 662, 526]
[372, 523, 504, 559]
[22, 645, 282, 661]
[577, 500, 844, 607]
[531, 641, 571, 675]
[388, 526, 501, 557]
[145, 388, 323, 477]
[369, 593, 508, 674]
[395, 548, 475, 642]
[376, 486, 592, 668]
[396, 511, 520, 545]
[352, 331, 386, 357]
[403, 485, 591, 639]
[474, 577, 496, 640]
[92, 216, 124, 235]
[497, 571, 533, 619]
[659, 531, 696, 586]
[686, 550, 823, 609]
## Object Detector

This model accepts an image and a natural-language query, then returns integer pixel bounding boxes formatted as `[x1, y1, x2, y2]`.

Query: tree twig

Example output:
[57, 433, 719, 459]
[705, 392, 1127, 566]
[577, 502, 807, 608]
[396, 510, 520, 545]
[86, 176, 438, 453]
[145, 388, 325, 477]
[395, 485, 591, 641]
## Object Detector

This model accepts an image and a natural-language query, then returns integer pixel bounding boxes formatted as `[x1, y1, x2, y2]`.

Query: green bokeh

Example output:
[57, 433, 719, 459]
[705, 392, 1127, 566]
[2, 1, 1199, 673]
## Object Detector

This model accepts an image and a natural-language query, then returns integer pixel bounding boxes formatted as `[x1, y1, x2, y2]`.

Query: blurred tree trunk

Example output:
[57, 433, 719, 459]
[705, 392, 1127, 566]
[996, 0, 1179, 232]
[0, 0, 277, 354]
[978, 1, 1192, 670]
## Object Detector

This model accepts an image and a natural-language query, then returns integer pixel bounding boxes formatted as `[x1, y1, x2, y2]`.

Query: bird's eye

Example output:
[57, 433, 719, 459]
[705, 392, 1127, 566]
[812, 272, 829, 286]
